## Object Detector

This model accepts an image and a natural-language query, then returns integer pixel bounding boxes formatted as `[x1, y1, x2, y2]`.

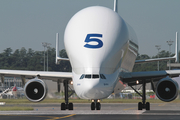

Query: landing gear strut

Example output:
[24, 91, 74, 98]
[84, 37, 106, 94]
[61, 80, 74, 110]
[91, 100, 101, 110]
[130, 80, 150, 110]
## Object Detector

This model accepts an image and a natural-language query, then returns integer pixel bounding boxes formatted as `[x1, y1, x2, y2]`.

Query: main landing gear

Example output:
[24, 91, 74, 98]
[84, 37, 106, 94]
[91, 100, 101, 110]
[61, 80, 74, 110]
[130, 80, 150, 110]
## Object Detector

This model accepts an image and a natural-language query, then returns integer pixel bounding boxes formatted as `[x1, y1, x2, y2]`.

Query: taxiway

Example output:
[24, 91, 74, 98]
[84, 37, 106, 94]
[1, 103, 180, 120]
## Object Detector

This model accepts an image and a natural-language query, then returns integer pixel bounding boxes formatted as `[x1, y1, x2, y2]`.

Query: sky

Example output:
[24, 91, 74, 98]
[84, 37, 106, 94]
[0, 0, 180, 56]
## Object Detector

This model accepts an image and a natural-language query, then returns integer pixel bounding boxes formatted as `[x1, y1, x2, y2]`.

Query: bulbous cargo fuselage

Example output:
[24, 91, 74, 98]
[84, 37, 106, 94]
[64, 6, 138, 99]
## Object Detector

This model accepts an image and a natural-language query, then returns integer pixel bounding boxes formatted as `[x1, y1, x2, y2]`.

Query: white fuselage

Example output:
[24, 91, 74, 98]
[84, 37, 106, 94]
[64, 6, 138, 99]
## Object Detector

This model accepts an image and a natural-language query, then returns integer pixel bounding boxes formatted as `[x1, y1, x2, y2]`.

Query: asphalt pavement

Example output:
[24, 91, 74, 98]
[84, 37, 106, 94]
[1, 103, 180, 120]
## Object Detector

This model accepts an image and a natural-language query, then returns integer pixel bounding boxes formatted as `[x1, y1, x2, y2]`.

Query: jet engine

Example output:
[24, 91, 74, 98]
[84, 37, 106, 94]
[24, 78, 47, 102]
[155, 77, 179, 102]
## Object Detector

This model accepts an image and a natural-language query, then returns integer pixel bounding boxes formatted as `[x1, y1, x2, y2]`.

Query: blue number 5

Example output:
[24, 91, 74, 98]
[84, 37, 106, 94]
[84, 34, 103, 49]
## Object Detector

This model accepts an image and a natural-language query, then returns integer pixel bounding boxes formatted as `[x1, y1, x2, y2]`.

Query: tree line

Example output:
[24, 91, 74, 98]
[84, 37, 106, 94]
[0, 47, 177, 72]
[133, 50, 175, 72]
[0, 47, 71, 72]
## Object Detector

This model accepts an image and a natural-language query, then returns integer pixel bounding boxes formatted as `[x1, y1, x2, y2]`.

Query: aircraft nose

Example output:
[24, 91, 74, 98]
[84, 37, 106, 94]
[79, 79, 113, 99]
[84, 81, 100, 97]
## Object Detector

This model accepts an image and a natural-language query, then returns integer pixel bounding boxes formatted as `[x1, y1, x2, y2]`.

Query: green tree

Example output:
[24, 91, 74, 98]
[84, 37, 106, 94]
[0, 48, 13, 69]
[59, 49, 72, 72]
[133, 50, 175, 72]
[11, 49, 20, 69]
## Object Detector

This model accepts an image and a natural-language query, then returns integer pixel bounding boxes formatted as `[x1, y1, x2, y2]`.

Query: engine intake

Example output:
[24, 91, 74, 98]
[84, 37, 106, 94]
[156, 77, 179, 102]
[24, 78, 47, 102]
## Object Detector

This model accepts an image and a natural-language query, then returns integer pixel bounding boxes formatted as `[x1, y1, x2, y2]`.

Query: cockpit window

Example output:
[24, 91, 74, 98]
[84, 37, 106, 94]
[79, 74, 106, 79]
[80, 74, 85, 79]
[85, 74, 91, 78]
[92, 74, 99, 78]
[100, 74, 106, 79]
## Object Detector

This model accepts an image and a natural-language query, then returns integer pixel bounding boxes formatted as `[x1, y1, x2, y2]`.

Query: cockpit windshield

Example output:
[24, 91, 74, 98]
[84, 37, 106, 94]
[80, 74, 106, 79]
[85, 74, 91, 78]
[92, 74, 99, 78]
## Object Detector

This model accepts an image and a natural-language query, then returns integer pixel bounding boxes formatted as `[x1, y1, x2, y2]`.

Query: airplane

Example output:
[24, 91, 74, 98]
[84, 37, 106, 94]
[0, 85, 24, 98]
[0, 0, 180, 111]
[0, 88, 13, 98]
[12, 85, 24, 98]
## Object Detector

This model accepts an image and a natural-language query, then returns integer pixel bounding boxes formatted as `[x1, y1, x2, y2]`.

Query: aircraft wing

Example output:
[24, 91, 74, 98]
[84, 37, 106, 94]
[120, 70, 180, 86]
[0, 69, 72, 81]
[135, 56, 176, 64]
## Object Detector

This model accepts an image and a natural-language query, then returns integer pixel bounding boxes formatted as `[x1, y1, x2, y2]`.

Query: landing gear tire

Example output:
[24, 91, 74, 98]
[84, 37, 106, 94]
[138, 102, 150, 110]
[91, 102, 95, 110]
[96, 102, 101, 110]
[146, 102, 150, 110]
[61, 80, 74, 110]
[138, 102, 142, 110]
[133, 81, 151, 110]
[61, 103, 66, 110]
[69, 103, 73, 110]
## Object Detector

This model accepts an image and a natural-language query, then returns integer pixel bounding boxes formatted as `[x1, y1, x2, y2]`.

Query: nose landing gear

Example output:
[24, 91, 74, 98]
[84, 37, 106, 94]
[91, 99, 101, 110]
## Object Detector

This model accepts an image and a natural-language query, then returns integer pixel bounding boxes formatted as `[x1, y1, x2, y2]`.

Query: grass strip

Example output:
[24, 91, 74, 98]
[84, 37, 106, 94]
[0, 106, 33, 111]
[1, 98, 180, 104]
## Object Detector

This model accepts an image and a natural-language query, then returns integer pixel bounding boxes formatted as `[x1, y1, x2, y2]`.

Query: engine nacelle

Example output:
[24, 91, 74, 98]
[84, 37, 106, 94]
[24, 78, 47, 102]
[155, 77, 179, 102]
